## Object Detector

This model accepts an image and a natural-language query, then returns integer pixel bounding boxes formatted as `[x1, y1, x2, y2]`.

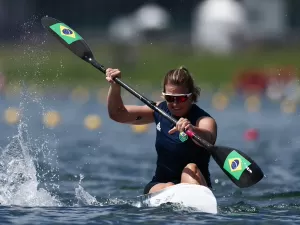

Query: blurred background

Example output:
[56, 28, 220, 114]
[0, 0, 299, 133]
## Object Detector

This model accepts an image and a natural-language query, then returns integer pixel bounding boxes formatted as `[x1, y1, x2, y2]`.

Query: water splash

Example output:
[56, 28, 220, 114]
[0, 92, 61, 206]
[75, 174, 100, 206]
[74, 174, 129, 207]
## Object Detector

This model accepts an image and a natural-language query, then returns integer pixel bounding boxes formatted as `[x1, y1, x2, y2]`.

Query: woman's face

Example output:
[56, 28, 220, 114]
[164, 83, 193, 117]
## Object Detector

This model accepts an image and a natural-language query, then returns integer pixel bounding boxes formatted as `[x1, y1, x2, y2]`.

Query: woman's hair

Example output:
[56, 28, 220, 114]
[162, 66, 201, 102]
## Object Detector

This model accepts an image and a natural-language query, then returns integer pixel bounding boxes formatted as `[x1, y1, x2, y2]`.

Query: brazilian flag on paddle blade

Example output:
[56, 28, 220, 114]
[223, 150, 251, 180]
[49, 23, 82, 44]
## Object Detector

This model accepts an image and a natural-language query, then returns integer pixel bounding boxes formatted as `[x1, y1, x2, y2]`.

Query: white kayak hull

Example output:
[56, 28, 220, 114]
[138, 183, 218, 214]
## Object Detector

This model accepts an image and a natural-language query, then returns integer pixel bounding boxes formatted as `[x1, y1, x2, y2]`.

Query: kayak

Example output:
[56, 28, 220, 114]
[137, 183, 218, 214]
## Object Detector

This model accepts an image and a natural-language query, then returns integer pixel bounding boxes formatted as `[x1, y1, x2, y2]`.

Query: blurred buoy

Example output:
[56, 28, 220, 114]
[245, 95, 261, 112]
[280, 99, 296, 114]
[70, 86, 90, 104]
[84, 114, 102, 130]
[244, 128, 259, 141]
[4, 107, 20, 125]
[43, 111, 61, 128]
[211, 92, 229, 111]
[131, 124, 149, 133]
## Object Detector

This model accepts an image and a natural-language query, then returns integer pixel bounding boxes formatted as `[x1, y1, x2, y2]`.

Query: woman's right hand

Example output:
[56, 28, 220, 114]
[106, 68, 121, 85]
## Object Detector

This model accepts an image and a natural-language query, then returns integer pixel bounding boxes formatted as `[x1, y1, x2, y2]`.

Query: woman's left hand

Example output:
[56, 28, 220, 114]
[168, 118, 194, 134]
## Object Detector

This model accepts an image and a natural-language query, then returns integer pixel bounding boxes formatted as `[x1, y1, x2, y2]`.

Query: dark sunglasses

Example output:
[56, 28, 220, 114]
[162, 92, 192, 103]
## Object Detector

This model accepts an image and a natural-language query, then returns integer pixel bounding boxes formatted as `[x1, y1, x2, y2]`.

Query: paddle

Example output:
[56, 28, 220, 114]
[41, 16, 264, 188]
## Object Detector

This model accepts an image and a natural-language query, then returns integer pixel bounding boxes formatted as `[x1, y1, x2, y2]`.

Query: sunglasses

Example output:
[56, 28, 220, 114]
[162, 92, 192, 103]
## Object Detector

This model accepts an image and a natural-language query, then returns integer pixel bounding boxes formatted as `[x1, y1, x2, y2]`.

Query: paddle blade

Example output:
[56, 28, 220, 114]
[211, 146, 264, 188]
[41, 16, 94, 61]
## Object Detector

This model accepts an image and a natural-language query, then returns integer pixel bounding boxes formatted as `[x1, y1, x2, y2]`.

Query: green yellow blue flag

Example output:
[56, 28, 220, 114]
[49, 23, 82, 44]
[223, 150, 251, 180]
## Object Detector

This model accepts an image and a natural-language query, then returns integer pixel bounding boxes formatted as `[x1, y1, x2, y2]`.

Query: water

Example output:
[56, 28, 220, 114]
[0, 88, 299, 225]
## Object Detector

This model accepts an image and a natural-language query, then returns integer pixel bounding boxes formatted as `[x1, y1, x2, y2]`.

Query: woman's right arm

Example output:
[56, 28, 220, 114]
[106, 68, 155, 125]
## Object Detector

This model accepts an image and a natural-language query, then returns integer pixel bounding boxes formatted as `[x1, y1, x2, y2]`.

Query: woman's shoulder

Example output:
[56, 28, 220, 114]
[192, 104, 211, 117]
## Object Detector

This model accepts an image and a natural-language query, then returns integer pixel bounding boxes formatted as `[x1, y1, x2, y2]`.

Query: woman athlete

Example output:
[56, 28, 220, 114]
[106, 66, 217, 194]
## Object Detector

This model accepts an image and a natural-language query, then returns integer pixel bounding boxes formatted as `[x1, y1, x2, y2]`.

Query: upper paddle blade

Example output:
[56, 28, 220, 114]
[210, 146, 264, 188]
[41, 16, 94, 61]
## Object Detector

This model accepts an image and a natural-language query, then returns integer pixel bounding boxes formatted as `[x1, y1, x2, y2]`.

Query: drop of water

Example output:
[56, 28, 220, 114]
[79, 174, 85, 185]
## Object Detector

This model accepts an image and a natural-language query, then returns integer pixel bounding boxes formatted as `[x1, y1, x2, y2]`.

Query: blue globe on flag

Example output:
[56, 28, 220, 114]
[231, 159, 240, 170]
[62, 28, 73, 35]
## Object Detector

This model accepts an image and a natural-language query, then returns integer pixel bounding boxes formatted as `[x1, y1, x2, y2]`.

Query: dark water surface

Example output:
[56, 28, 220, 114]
[0, 90, 299, 225]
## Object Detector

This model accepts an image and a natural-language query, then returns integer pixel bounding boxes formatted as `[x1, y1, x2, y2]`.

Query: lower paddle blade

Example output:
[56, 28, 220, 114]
[210, 146, 264, 188]
[41, 16, 94, 61]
